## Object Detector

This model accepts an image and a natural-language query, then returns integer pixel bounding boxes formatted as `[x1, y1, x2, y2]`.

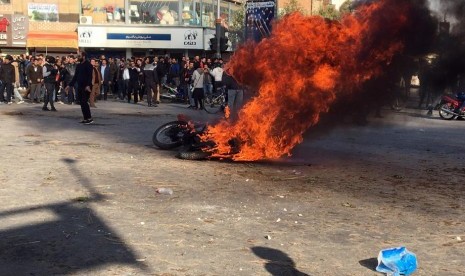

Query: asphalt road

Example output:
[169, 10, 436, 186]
[0, 99, 463, 276]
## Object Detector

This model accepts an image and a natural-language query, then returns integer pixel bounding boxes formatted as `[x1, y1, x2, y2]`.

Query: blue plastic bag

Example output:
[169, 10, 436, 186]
[376, 247, 417, 276]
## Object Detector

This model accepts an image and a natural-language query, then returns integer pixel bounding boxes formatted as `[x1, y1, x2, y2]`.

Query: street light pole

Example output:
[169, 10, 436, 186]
[215, 0, 221, 58]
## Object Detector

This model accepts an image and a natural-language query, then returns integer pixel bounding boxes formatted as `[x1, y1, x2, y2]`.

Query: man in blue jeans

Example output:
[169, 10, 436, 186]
[222, 65, 244, 122]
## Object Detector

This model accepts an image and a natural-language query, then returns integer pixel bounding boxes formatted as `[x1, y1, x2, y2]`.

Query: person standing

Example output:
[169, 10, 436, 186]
[0, 55, 15, 104]
[90, 58, 102, 108]
[142, 57, 159, 107]
[191, 65, 205, 110]
[210, 63, 224, 92]
[222, 65, 244, 122]
[68, 52, 93, 124]
[182, 61, 195, 108]
[127, 60, 140, 104]
[10, 58, 25, 104]
[63, 55, 77, 104]
[99, 59, 111, 100]
[26, 57, 43, 103]
[108, 57, 118, 98]
[42, 56, 58, 111]
[202, 64, 213, 98]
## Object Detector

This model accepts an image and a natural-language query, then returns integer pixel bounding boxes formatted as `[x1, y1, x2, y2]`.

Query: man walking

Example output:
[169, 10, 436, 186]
[68, 52, 93, 124]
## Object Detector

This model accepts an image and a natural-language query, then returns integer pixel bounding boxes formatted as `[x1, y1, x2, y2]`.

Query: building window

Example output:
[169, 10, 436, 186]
[129, 0, 179, 25]
[81, 0, 126, 24]
[182, 0, 201, 26]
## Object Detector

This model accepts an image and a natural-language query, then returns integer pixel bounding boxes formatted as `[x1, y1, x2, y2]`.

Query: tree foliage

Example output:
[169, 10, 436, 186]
[317, 5, 340, 20]
[279, 0, 305, 17]
[339, 0, 355, 16]
[229, 3, 246, 49]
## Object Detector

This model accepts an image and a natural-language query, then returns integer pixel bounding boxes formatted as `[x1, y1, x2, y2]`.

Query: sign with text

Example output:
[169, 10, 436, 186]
[78, 26, 204, 49]
[28, 3, 59, 22]
[245, 0, 276, 42]
[0, 14, 28, 47]
[11, 15, 28, 45]
[0, 15, 10, 45]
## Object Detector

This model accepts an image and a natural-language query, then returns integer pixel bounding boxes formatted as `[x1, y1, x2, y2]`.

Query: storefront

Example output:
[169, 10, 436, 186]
[0, 0, 241, 56]
[0, 14, 28, 55]
[78, 25, 208, 58]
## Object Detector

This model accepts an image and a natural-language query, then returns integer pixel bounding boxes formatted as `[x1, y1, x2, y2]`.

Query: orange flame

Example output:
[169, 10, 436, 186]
[202, 0, 410, 161]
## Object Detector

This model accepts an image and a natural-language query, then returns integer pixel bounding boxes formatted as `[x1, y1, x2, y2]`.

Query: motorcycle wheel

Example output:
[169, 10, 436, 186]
[152, 121, 188, 149]
[439, 103, 457, 120]
[176, 150, 211, 160]
[204, 94, 224, 114]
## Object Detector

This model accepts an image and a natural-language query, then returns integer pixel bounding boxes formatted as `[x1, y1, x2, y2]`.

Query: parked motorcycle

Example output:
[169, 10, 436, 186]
[438, 93, 465, 120]
[152, 115, 213, 160]
[160, 84, 186, 103]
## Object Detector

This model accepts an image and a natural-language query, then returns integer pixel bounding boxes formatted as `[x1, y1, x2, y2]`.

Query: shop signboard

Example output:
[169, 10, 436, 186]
[0, 14, 28, 47]
[11, 15, 28, 46]
[28, 3, 59, 22]
[78, 26, 204, 49]
[0, 14, 10, 45]
[245, 0, 276, 42]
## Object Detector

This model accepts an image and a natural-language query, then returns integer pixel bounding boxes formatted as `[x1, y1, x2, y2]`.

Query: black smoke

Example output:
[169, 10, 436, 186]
[328, 0, 465, 123]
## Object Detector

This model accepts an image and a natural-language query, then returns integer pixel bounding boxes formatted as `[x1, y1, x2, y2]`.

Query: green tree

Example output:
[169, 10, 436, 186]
[229, 3, 246, 49]
[317, 5, 340, 20]
[339, 0, 354, 16]
[279, 0, 305, 17]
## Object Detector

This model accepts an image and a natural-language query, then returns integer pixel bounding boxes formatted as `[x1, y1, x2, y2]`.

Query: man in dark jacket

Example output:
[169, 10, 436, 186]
[26, 57, 43, 103]
[63, 55, 77, 104]
[222, 65, 244, 122]
[0, 55, 15, 104]
[99, 59, 112, 100]
[68, 52, 94, 124]
[127, 60, 140, 104]
[108, 57, 119, 98]
[42, 56, 58, 111]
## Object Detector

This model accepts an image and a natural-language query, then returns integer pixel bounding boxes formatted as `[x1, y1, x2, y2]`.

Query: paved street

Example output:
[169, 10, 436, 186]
[0, 100, 464, 275]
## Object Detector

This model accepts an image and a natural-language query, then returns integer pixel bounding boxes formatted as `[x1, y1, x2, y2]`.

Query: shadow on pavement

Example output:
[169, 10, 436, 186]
[0, 158, 148, 275]
[251, 246, 310, 276]
[359, 257, 378, 272]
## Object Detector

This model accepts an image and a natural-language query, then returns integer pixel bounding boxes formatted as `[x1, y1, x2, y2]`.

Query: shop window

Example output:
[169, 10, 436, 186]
[129, 0, 179, 25]
[81, 0, 126, 24]
[182, 0, 200, 26]
[201, 1, 215, 28]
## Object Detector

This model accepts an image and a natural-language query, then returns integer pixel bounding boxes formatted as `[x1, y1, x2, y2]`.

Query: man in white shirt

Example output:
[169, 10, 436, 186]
[210, 64, 224, 93]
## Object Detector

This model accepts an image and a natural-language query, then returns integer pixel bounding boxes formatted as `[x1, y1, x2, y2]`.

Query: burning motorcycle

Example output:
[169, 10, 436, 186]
[438, 92, 465, 120]
[152, 115, 214, 160]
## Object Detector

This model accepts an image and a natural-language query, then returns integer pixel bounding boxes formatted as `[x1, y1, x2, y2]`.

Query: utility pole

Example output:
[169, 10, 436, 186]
[215, 0, 221, 58]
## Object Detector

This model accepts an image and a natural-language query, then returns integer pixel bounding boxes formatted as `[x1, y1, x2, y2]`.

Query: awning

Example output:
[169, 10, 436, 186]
[27, 32, 78, 49]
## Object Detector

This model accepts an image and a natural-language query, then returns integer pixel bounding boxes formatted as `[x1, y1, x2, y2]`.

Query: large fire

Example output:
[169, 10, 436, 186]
[202, 0, 411, 161]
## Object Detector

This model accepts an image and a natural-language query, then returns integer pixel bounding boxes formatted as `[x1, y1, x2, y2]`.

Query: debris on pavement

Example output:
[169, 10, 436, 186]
[376, 247, 417, 276]
[342, 202, 356, 208]
[156, 188, 173, 195]
[265, 235, 271, 240]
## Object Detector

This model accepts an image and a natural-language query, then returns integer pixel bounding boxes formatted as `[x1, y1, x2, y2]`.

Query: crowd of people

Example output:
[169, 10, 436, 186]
[0, 52, 244, 123]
